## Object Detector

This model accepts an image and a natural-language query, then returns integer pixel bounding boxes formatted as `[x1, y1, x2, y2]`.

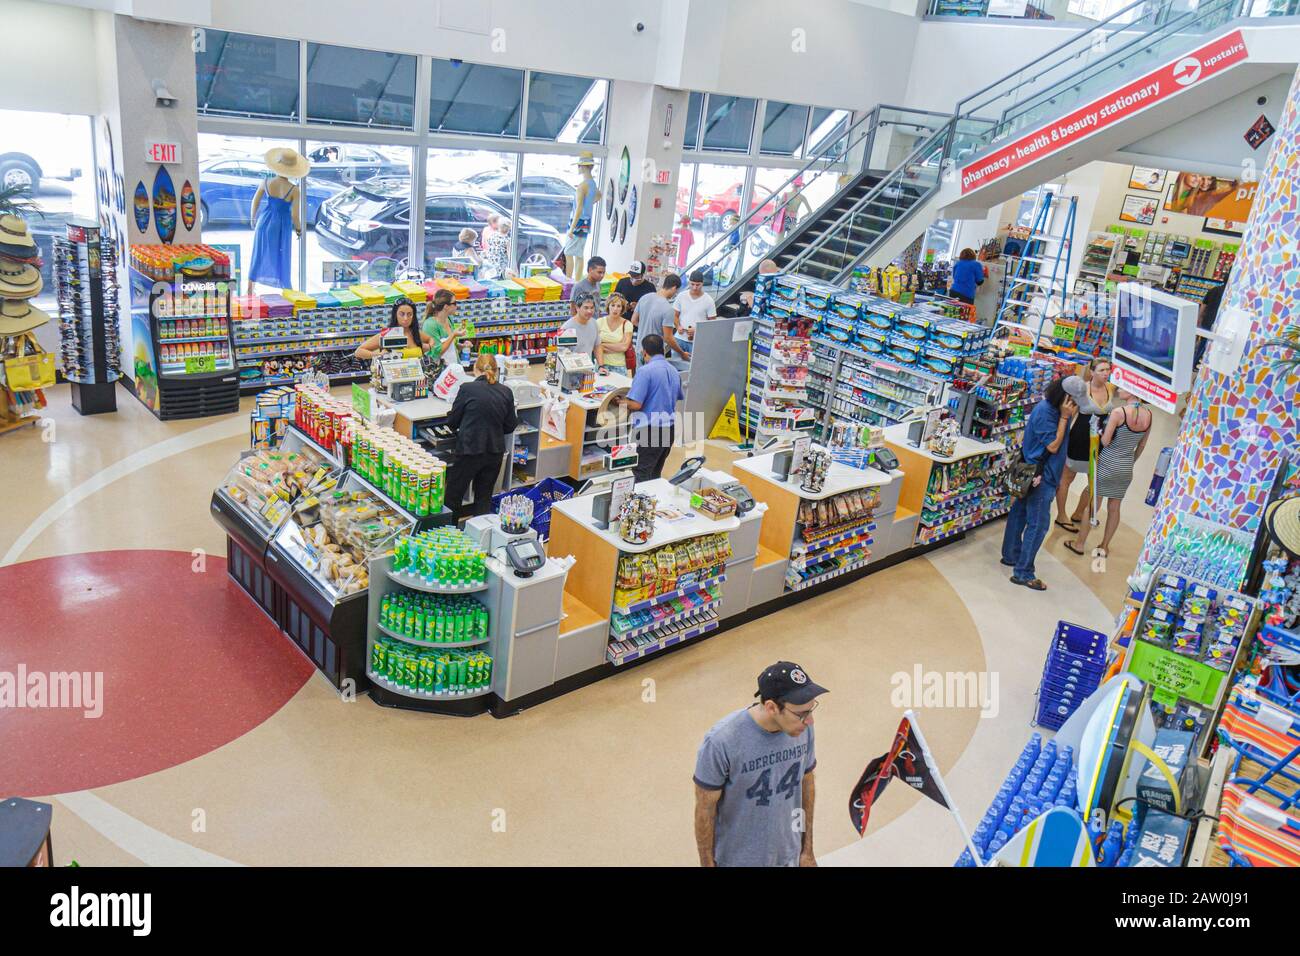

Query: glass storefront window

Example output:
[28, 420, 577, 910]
[674, 162, 698, 270]
[518, 154, 587, 271]
[808, 108, 852, 159]
[197, 132, 302, 292]
[424, 148, 518, 273]
[306, 140, 412, 286]
[759, 102, 809, 156]
[683, 93, 703, 151]
[429, 60, 524, 138]
[699, 95, 757, 153]
[305, 43, 416, 130]
[1, 109, 96, 354]
[195, 30, 300, 120]
[525, 73, 607, 143]
[684, 162, 746, 279]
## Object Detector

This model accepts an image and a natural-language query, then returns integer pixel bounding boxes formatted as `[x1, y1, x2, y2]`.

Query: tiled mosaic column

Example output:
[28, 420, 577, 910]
[1137, 66, 1300, 582]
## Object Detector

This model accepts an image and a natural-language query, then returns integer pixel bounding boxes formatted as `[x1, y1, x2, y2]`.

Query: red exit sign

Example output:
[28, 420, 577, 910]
[146, 141, 181, 164]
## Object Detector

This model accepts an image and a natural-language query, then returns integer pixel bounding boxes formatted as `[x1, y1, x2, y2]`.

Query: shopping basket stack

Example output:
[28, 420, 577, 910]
[492, 477, 573, 541]
[1033, 621, 1108, 730]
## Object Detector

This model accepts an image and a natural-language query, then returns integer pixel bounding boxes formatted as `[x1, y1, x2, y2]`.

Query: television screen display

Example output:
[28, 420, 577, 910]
[1115, 286, 1181, 379]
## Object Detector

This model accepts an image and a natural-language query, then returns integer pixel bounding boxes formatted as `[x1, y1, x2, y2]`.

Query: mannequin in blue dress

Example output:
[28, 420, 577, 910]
[247, 147, 310, 293]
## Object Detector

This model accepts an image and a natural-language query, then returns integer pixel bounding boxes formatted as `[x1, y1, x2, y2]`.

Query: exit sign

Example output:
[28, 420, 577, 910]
[146, 141, 182, 164]
[654, 169, 671, 184]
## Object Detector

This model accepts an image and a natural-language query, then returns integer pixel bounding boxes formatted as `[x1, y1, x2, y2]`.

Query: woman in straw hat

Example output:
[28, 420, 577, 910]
[247, 147, 310, 293]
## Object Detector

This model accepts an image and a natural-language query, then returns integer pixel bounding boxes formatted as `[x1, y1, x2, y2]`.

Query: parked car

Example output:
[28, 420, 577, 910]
[197, 157, 340, 228]
[304, 144, 407, 186]
[696, 181, 779, 220]
[467, 170, 576, 233]
[314, 177, 563, 272]
[0, 114, 84, 191]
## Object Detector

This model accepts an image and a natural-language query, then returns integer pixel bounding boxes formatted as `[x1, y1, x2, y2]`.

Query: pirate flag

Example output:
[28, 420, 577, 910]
[849, 714, 950, 835]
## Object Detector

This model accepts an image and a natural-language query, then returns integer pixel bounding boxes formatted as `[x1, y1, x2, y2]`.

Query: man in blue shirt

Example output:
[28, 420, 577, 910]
[948, 248, 985, 308]
[1001, 378, 1076, 590]
[619, 333, 684, 482]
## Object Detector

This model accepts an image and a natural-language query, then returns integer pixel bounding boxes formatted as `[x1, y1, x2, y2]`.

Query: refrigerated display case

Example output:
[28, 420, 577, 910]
[127, 271, 240, 419]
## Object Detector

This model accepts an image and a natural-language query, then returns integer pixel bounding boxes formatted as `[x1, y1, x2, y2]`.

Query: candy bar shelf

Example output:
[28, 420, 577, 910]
[786, 553, 873, 591]
[607, 615, 720, 666]
[609, 596, 722, 643]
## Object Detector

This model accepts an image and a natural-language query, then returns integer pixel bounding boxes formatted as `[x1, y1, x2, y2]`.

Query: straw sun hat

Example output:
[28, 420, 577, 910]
[0, 258, 42, 299]
[0, 298, 50, 336]
[1266, 496, 1300, 557]
[0, 214, 39, 261]
[264, 147, 311, 179]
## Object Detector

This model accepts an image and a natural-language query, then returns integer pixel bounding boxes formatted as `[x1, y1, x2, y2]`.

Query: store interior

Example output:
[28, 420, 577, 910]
[2, 0, 1300, 873]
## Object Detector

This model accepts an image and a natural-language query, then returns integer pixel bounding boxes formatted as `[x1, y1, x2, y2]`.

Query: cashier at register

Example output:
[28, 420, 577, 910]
[618, 333, 684, 483]
[354, 298, 434, 360]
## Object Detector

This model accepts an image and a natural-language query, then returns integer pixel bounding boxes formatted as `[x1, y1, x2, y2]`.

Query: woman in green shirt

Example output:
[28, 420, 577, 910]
[422, 289, 461, 363]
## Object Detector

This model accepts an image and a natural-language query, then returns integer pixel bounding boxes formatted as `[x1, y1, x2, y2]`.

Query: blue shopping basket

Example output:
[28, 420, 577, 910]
[1033, 621, 1109, 730]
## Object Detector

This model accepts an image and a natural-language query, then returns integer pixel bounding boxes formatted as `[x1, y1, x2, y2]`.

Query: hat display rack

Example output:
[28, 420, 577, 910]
[54, 219, 121, 415]
[0, 213, 54, 436]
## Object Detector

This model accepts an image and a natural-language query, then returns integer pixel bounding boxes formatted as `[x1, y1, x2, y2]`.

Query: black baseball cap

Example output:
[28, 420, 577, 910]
[755, 661, 828, 705]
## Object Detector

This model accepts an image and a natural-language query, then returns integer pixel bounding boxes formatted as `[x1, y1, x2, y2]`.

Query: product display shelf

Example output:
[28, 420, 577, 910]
[348, 470, 453, 533]
[384, 566, 489, 593]
[612, 573, 726, 617]
[366, 553, 497, 714]
[53, 222, 120, 415]
[128, 271, 240, 420]
[559, 372, 637, 481]
[916, 507, 1010, 546]
[376, 622, 490, 649]
[788, 536, 873, 573]
[793, 518, 876, 553]
[606, 615, 721, 666]
[609, 596, 722, 643]
[786, 553, 873, 592]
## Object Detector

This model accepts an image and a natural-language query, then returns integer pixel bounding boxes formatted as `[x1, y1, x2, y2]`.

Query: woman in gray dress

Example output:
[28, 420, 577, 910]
[1065, 387, 1151, 558]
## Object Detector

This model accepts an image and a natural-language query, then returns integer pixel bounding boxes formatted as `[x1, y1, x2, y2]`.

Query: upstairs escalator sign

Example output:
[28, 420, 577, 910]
[960, 30, 1249, 194]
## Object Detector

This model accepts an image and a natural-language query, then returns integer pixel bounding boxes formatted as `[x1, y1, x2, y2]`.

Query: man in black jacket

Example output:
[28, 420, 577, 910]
[445, 355, 519, 520]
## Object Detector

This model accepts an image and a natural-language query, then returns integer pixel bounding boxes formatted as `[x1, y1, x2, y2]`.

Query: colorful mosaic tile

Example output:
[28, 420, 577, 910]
[1138, 65, 1300, 572]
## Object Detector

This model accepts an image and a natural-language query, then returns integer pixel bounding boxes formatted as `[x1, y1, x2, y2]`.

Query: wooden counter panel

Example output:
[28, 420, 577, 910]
[547, 508, 617, 614]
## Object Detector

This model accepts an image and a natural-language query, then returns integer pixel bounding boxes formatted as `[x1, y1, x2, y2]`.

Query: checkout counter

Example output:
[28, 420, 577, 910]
[545, 469, 765, 677]
[882, 422, 1008, 547]
[731, 451, 907, 597]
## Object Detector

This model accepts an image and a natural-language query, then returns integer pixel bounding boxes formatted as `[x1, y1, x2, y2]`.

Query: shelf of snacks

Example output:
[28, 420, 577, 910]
[785, 486, 879, 589]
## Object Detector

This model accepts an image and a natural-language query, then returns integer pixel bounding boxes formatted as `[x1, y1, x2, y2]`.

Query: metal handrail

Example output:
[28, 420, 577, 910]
[679, 108, 881, 279]
[683, 105, 952, 283]
[783, 120, 954, 279]
[957, 0, 1176, 115]
[989, 0, 1236, 137]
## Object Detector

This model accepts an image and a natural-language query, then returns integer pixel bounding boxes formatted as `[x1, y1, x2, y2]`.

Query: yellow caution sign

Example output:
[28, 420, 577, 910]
[710, 394, 743, 442]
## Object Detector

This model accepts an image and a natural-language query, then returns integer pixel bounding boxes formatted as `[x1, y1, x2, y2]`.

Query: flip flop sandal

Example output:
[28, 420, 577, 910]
[1010, 576, 1047, 591]
[1054, 520, 1078, 533]
[1063, 541, 1087, 556]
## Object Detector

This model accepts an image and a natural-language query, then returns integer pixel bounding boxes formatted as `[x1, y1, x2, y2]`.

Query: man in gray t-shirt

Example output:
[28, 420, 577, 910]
[635, 274, 689, 365]
[559, 292, 599, 358]
[571, 256, 606, 313]
[693, 661, 826, 867]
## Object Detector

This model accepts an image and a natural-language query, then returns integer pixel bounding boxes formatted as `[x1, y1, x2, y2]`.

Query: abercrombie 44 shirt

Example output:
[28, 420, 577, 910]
[693, 706, 817, 866]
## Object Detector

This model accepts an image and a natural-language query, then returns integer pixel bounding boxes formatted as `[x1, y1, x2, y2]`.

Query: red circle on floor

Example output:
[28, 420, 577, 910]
[0, 550, 315, 795]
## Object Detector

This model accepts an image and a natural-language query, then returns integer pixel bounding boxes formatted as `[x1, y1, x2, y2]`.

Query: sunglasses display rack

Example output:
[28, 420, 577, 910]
[53, 222, 120, 415]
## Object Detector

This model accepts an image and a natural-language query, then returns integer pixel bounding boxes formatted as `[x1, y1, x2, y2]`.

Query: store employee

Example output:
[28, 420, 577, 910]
[355, 298, 433, 360]
[445, 354, 519, 520]
[619, 333, 683, 482]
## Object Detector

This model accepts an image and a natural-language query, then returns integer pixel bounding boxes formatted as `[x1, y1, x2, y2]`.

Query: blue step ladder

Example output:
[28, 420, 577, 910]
[996, 192, 1076, 347]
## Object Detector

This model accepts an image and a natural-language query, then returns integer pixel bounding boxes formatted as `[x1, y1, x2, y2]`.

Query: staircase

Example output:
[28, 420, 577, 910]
[697, 0, 1287, 314]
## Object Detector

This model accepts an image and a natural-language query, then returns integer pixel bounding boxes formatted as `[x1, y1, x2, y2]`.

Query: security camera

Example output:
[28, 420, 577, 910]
[152, 79, 177, 109]
[634, 21, 645, 32]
